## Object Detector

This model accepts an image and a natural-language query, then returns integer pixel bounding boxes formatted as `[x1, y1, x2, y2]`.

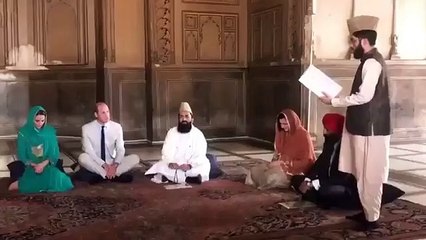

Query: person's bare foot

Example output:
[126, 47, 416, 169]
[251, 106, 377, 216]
[8, 181, 18, 191]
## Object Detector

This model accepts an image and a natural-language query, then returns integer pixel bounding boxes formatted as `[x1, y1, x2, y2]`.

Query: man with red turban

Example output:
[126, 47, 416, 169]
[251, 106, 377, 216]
[292, 113, 404, 215]
[291, 113, 351, 197]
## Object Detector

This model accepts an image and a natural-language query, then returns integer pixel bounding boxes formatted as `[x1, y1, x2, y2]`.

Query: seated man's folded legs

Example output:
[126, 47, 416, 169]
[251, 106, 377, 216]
[116, 154, 140, 176]
[185, 163, 210, 182]
[78, 153, 107, 178]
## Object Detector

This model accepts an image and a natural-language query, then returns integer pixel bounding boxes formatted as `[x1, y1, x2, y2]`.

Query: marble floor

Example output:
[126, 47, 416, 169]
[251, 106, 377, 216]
[1, 138, 426, 207]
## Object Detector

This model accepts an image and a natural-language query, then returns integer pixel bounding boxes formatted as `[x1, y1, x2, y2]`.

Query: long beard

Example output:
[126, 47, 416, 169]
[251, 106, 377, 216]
[177, 121, 192, 133]
[353, 44, 364, 59]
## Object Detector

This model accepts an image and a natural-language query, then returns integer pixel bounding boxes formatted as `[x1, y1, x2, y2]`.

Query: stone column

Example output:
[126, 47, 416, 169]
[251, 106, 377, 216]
[300, 0, 315, 135]
[390, 0, 400, 59]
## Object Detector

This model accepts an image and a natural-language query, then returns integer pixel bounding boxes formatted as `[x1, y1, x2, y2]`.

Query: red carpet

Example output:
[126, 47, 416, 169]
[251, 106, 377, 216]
[0, 175, 425, 240]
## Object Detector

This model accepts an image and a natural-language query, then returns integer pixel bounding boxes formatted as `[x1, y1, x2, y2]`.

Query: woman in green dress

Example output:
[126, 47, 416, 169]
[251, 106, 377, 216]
[8, 106, 74, 193]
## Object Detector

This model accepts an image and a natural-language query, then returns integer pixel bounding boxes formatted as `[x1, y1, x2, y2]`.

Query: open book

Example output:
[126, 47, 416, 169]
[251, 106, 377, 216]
[299, 65, 343, 98]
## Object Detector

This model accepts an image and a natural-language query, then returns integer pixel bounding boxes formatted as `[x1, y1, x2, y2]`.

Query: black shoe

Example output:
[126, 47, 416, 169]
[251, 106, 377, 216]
[89, 175, 105, 185]
[70, 163, 79, 171]
[317, 202, 331, 210]
[346, 212, 366, 223]
[112, 174, 133, 183]
[356, 220, 380, 231]
[185, 175, 202, 184]
[55, 159, 66, 173]
[161, 176, 169, 183]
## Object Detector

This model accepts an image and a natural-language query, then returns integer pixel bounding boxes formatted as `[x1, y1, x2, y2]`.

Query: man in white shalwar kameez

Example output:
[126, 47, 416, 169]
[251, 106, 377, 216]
[319, 15, 391, 230]
[145, 102, 211, 184]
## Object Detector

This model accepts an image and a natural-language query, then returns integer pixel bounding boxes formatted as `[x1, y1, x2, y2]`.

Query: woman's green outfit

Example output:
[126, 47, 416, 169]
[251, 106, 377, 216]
[17, 106, 74, 193]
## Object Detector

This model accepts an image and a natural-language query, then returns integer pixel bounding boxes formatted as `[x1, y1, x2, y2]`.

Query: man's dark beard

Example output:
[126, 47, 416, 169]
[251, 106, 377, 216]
[353, 44, 364, 59]
[177, 121, 192, 133]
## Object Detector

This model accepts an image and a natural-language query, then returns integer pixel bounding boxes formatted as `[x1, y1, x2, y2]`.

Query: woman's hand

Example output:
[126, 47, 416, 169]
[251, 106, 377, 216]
[299, 180, 312, 194]
[281, 159, 293, 175]
[34, 160, 49, 174]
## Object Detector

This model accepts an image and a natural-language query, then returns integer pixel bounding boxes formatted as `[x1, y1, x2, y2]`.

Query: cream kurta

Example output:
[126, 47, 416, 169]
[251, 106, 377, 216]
[145, 126, 211, 183]
[331, 58, 390, 222]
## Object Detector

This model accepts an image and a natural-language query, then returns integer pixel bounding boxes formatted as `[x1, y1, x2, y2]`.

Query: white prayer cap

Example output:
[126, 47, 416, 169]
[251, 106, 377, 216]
[179, 102, 193, 114]
[347, 15, 379, 35]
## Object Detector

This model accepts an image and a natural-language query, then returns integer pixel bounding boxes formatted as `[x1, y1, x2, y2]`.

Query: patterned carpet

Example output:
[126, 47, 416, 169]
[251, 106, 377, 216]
[0, 172, 426, 240]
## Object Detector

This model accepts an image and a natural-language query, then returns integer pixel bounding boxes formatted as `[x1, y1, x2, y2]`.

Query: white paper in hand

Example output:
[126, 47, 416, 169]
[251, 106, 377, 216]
[298, 65, 342, 98]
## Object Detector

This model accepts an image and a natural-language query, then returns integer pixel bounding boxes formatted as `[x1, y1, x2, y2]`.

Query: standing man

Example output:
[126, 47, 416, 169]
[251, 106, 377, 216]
[77, 102, 140, 184]
[319, 15, 391, 230]
[145, 102, 211, 184]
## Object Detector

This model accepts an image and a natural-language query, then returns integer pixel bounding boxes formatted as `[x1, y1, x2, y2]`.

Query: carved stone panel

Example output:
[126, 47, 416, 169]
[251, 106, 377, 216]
[0, 69, 96, 136]
[247, 65, 301, 141]
[183, 11, 238, 63]
[107, 69, 147, 140]
[153, 68, 245, 140]
[250, 6, 282, 63]
[152, 0, 175, 64]
[182, 0, 239, 5]
[34, 0, 88, 65]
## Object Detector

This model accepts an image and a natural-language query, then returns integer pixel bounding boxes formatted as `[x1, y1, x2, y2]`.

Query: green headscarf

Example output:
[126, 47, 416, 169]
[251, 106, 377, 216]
[17, 106, 59, 164]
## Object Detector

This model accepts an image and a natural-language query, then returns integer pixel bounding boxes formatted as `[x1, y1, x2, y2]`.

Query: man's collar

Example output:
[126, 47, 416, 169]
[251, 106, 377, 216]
[95, 120, 110, 128]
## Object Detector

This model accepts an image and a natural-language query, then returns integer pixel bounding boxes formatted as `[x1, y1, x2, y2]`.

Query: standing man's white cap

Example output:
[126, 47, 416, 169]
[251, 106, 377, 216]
[179, 102, 192, 114]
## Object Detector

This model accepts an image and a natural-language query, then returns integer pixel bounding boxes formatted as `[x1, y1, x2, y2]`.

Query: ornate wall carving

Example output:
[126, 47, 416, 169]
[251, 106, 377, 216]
[182, 0, 239, 5]
[103, 0, 116, 63]
[250, 6, 282, 63]
[182, 11, 238, 63]
[152, 0, 175, 64]
[34, 0, 88, 65]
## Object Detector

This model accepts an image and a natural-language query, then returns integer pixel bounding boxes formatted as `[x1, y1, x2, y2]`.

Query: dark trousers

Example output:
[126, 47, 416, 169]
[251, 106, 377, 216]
[290, 175, 361, 210]
[206, 153, 223, 179]
[7, 159, 66, 183]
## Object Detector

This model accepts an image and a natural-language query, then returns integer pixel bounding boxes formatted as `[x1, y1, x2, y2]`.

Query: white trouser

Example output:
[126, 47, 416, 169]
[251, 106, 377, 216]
[145, 161, 210, 183]
[78, 153, 140, 178]
[339, 130, 390, 222]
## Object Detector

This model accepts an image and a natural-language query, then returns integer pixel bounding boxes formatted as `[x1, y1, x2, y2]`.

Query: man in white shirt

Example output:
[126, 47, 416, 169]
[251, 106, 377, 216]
[77, 102, 140, 184]
[319, 16, 391, 230]
[145, 102, 211, 184]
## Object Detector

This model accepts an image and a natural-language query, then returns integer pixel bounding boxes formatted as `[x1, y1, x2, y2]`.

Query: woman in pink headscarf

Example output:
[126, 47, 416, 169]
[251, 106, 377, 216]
[245, 109, 316, 189]
[274, 109, 316, 175]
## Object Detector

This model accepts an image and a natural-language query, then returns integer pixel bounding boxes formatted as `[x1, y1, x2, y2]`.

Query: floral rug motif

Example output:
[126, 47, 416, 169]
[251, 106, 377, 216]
[0, 175, 425, 240]
[205, 199, 426, 240]
[0, 195, 141, 240]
